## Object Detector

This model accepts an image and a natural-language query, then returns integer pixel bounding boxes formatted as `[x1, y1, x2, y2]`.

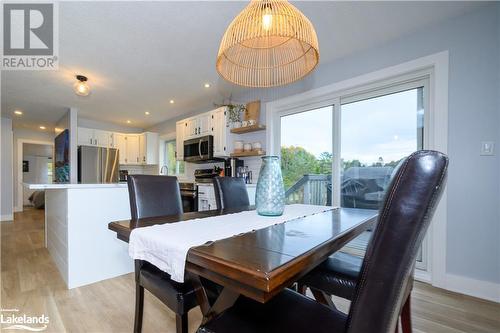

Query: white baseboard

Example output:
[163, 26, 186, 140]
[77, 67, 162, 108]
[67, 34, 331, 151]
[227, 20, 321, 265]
[444, 273, 500, 303]
[414, 269, 431, 283]
[0, 214, 14, 222]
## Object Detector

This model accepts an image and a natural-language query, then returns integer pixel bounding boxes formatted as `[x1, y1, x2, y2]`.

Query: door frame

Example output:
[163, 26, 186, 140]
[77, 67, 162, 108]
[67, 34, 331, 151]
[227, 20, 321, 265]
[16, 139, 55, 212]
[266, 51, 449, 288]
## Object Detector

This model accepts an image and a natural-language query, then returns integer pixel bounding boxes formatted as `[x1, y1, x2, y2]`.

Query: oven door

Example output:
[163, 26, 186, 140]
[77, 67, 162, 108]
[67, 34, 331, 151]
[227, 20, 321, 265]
[183, 135, 213, 162]
[180, 190, 198, 212]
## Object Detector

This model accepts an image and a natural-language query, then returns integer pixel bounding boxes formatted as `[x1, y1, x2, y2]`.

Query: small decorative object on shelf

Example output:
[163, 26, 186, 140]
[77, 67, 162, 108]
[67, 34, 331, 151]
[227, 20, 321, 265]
[256, 156, 285, 216]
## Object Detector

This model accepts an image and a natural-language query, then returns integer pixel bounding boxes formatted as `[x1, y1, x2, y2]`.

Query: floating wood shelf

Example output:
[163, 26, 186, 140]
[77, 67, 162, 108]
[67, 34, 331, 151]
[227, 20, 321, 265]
[230, 150, 266, 158]
[230, 124, 266, 134]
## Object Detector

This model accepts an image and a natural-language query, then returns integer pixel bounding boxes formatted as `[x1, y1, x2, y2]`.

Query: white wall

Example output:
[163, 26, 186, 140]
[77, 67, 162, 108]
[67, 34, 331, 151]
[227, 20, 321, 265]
[1, 118, 14, 221]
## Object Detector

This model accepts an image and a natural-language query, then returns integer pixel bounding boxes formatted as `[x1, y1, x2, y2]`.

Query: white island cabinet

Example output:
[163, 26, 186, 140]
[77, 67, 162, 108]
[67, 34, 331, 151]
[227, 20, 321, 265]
[27, 183, 134, 289]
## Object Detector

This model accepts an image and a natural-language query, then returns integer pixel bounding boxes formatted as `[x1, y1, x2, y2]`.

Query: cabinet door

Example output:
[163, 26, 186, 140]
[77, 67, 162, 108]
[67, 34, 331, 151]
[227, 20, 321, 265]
[198, 113, 211, 136]
[139, 134, 146, 164]
[138, 132, 159, 165]
[94, 129, 111, 147]
[211, 107, 228, 157]
[114, 134, 127, 164]
[176, 121, 185, 161]
[126, 135, 141, 164]
[185, 118, 198, 138]
[78, 127, 95, 146]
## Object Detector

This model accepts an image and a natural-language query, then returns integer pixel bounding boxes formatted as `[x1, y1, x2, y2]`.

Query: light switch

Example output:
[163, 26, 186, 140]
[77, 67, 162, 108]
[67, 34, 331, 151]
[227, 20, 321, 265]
[480, 141, 495, 156]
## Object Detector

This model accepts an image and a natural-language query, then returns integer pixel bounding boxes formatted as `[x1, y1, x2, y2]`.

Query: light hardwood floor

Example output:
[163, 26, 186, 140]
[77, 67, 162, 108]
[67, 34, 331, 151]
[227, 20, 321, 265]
[1, 208, 499, 333]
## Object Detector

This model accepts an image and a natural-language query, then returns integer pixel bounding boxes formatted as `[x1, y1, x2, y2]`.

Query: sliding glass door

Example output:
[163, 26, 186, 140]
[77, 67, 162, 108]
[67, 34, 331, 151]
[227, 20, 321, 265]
[277, 78, 428, 269]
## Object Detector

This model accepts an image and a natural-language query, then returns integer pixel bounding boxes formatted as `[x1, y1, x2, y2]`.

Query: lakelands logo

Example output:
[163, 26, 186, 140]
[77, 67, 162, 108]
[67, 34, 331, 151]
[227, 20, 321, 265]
[1, 309, 49, 331]
[2, 2, 59, 70]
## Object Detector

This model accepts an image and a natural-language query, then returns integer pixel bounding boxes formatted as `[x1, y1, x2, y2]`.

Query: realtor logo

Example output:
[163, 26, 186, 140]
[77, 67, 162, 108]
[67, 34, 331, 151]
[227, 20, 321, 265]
[2, 2, 59, 70]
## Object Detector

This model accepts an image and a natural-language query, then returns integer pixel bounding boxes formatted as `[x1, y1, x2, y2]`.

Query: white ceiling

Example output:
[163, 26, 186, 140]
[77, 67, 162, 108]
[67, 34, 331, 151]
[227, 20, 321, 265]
[2, 1, 485, 132]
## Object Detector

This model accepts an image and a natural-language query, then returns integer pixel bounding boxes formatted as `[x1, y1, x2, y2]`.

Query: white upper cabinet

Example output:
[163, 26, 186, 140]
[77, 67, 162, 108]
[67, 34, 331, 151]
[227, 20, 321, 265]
[139, 132, 159, 165]
[175, 107, 229, 160]
[176, 121, 185, 161]
[211, 107, 229, 157]
[78, 127, 96, 146]
[78, 127, 113, 148]
[94, 129, 112, 148]
[185, 117, 198, 138]
[114, 133, 127, 164]
[126, 135, 140, 165]
[198, 113, 212, 136]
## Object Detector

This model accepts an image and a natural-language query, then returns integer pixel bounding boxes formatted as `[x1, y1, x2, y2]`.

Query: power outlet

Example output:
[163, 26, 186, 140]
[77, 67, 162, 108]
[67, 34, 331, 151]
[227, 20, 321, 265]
[480, 141, 495, 156]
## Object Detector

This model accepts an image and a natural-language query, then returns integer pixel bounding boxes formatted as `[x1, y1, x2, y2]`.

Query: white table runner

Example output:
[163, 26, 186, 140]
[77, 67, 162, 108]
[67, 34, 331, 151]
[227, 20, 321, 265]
[128, 204, 334, 282]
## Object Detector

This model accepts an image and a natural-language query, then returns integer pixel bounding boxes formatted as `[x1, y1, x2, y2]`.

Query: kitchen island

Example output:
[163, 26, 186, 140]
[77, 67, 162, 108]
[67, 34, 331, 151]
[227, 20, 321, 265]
[27, 183, 134, 289]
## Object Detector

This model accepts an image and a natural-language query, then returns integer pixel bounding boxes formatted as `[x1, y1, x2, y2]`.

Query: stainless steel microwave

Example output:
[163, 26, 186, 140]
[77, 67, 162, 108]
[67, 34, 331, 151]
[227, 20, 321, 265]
[184, 135, 222, 163]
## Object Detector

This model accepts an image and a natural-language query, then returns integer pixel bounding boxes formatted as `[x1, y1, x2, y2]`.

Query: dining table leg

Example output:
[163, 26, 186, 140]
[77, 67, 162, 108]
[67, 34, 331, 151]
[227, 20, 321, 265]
[190, 274, 240, 324]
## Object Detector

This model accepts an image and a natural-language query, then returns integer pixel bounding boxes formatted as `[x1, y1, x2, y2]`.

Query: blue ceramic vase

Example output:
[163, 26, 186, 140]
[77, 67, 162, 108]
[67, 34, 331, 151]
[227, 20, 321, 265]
[255, 156, 285, 216]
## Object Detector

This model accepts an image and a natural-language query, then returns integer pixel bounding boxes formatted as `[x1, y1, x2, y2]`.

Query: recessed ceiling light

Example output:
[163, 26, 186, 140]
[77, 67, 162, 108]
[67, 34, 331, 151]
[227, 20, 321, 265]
[169, 100, 175, 104]
[204, 83, 210, 88]
[39, 126, 46, 130]
[126, 120, 131, 124]
[14, 110, 23, 115]
[145, 111, 150, 115]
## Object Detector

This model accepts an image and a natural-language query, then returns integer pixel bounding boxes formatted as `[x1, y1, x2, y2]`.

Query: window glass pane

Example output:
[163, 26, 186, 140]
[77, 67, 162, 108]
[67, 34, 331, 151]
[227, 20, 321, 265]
[280, 106, 333, 206]
[340, 88, 424, 210]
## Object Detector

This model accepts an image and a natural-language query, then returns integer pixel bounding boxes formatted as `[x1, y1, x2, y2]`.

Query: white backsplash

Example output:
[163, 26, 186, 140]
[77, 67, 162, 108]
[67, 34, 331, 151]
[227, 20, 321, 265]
[120, 164, 158, 175]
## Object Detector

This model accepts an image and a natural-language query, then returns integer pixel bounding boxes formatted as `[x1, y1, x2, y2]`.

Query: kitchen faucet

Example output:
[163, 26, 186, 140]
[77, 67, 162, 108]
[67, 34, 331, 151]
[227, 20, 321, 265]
[160, 165, 169, 175]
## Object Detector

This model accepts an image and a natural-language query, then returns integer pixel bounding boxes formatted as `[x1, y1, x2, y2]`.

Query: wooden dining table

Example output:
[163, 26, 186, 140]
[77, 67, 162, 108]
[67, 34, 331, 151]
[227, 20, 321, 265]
[108, 205, 378, 323]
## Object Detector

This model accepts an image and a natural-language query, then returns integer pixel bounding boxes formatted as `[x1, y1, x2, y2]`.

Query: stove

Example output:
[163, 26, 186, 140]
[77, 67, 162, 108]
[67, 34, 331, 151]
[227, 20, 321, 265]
[194, 168, 220, 183]
[179, 182, 198, 212]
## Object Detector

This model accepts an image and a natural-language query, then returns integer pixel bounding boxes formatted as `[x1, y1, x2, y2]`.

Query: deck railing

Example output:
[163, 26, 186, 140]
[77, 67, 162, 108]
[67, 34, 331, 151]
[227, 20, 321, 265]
[285, 174, 331, 206]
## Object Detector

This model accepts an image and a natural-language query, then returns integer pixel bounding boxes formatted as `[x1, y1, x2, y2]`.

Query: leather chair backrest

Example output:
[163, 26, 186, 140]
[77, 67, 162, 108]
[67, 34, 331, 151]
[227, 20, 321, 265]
[213, 177, 250, 210]
[127, 175, 183, 219]
[346, 150, 448, 333]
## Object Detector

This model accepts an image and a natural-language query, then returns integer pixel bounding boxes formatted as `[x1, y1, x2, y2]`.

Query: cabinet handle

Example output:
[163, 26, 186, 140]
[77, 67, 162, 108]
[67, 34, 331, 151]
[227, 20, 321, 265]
[195, 128, 198, 135]
[90, 138, 92, 144]
[198, 126, 201, 133]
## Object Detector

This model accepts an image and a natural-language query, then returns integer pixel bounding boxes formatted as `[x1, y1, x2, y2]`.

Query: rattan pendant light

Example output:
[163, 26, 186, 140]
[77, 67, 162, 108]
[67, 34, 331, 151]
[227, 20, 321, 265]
[217, 0, 319, 88]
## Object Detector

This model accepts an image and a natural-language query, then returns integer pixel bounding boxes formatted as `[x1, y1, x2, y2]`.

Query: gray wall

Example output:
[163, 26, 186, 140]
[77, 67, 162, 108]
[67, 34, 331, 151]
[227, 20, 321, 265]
[152, 4, 500, 284]
[1, 118, 14, 220]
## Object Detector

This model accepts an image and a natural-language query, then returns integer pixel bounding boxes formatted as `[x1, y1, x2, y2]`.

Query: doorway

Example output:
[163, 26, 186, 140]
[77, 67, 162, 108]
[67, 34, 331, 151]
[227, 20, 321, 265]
[22, 143, 54, 210]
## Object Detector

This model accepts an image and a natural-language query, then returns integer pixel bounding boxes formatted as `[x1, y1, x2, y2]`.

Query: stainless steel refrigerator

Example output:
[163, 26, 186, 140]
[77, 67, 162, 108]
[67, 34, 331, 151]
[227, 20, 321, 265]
[78, 146, 120, 183]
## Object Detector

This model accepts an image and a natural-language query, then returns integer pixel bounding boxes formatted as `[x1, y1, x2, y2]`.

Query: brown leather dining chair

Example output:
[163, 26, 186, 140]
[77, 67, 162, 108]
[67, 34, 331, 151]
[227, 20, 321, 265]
[196, 150, 448, 333]
[127, 175, 197, 333]
[297, 161, 414, 332]
[212, 177, 250, 210]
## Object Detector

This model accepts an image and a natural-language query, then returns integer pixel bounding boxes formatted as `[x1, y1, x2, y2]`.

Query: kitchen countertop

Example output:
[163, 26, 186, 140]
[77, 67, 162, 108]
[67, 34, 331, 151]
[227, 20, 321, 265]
[25, 183, 128, 190]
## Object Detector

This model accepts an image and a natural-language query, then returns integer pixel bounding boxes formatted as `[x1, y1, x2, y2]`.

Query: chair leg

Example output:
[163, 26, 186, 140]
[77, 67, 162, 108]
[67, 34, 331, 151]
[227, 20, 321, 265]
[175, 313, 188, 333]
[401, 295, 412, 333]
[134, 284, 144, 333]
